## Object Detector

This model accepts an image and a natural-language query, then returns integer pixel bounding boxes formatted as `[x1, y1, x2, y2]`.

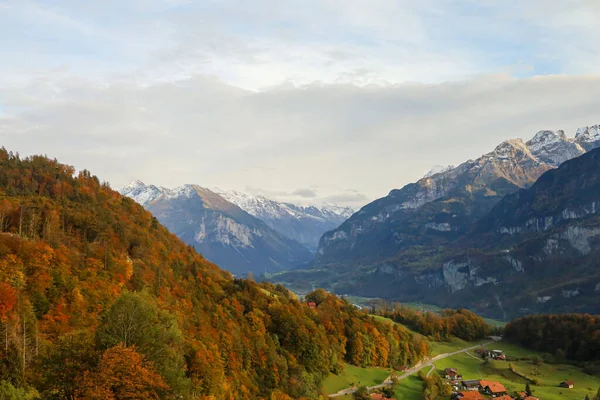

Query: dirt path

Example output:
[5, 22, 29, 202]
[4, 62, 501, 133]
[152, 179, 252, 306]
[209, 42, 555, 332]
[426, 364, 436, 377]
[329, 341, 493, 397]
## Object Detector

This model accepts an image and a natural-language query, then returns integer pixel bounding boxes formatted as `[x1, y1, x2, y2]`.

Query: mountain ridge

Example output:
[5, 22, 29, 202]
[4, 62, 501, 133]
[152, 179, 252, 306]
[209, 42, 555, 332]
[275, 125, 600, 319]
[121, 181, 313, 274]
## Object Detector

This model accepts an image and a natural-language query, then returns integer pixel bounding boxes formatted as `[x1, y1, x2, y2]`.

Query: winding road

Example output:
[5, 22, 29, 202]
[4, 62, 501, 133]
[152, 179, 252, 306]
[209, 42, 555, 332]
[329, 341, 493, 398]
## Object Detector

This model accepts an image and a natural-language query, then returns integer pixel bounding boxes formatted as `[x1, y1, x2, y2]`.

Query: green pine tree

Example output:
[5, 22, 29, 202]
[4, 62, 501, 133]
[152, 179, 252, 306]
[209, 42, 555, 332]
[526, 383, 532, 396]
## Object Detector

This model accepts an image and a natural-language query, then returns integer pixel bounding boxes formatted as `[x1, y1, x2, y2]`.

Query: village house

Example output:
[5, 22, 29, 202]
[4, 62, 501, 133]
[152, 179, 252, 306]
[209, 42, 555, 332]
[370, 393, 396, 400]
[453, 391, 485, 400]
[480, 380, 508, 397]
[559, 380, 574, 389]
[516, 392, 539, 400]
[461, 380, 481, 391]
[444, 368, 462, 380]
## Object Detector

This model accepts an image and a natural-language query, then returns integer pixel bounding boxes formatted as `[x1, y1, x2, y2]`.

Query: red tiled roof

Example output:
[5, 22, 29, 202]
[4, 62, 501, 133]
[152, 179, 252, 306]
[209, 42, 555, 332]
[495, 396, 514, 400]
[458, 392, 485, 400]
[479, 380, 507, 393]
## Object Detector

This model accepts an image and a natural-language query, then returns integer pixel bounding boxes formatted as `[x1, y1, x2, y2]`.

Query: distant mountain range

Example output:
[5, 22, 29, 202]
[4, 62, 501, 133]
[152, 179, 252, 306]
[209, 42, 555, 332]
[120, 181, 352, 274]
[274, 125, 600, 319]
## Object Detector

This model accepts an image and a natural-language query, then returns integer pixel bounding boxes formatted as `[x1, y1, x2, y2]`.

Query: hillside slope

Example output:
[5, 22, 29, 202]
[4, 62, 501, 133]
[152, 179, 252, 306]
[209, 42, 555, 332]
[0, 149, 427, 399]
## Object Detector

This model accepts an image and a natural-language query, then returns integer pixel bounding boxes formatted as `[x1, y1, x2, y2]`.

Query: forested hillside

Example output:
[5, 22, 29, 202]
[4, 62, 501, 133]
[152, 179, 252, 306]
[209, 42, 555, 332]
[504, 314, 600, 362]
[0, 149, 427, 399]
[374, 305, 491, 341]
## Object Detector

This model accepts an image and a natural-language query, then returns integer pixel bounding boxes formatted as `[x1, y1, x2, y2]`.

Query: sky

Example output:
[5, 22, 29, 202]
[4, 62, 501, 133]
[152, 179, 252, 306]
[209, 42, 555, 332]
[1, 0, 600, 207]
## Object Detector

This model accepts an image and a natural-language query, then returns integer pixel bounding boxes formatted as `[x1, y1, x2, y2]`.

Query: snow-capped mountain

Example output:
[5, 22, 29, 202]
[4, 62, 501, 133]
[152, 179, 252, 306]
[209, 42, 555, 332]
[213, 189, 353, 251]
[526, 130, 585, 166]
[575, 124, 600, 151]
[312, 125, 600, 267]
[272, 124, 600, 319]
[120, 182, 312, 274]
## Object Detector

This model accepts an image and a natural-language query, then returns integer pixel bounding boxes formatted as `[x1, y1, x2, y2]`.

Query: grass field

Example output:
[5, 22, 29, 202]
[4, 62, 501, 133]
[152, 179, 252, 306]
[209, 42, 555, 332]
[393, 373, 423, 400]
[426, 337, 490, 357]
[322, 363, 390, 395]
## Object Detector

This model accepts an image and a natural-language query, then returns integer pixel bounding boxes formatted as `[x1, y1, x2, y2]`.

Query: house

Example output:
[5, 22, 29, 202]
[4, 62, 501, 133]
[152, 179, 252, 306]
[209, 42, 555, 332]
[480, 380, 508, 397]
[455, 391, 485, 400]
[461, 380, 481, 391]
[516, 392, 527, 399]
[444, 368, 460, 380]
[495, 396, 514, 400]
[370, 394, 396, 400]
[559, 380, 574, 389]
[308, 302, 316, 309]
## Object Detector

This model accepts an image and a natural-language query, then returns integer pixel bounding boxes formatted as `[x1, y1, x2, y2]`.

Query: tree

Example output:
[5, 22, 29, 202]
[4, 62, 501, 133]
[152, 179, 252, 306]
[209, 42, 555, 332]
[353, 386, 369, 400]
[525, 383, 532, 396]
[0, 380, 38, 400]
[39, 330, 97, 400]
[96, 291, 189, 395]
[77, 344, 169, 400]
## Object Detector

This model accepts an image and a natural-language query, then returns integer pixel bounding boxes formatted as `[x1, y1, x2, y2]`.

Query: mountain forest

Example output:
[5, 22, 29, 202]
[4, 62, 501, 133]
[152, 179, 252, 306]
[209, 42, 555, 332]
[0, 148, 432, 399]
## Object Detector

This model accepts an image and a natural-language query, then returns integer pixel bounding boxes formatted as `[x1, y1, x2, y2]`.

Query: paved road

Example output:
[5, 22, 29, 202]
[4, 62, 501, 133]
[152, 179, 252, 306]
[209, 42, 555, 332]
[329, 341, 493, 398]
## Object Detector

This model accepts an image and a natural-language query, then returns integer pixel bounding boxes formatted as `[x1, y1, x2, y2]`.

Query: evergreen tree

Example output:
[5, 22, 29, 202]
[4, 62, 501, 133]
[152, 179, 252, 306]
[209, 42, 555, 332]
[526, 383, 532, 396]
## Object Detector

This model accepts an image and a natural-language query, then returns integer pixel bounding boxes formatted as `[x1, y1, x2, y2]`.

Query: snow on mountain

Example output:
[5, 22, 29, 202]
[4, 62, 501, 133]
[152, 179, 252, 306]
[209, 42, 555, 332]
[526, 130, 585, 167]
[575, 125, 600, 151]
[213, 188, 354, 250]
[121, 182, 355, 252]
[423, 165, 455, 178]
[120, 182, 313, 274]
[120, 180, 169, 206]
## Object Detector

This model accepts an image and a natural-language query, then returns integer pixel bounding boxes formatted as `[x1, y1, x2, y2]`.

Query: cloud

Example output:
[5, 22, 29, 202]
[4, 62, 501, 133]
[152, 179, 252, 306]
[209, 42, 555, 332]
[322, 191, 369, 205]
[292, 189, 318, 198]
[3, 1, 600, 90]
[2, 1, 600, 209]
[3, 72, 600, 209]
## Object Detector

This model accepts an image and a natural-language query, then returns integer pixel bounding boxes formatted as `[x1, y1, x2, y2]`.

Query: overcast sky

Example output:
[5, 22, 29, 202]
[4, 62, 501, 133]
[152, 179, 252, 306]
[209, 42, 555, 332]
[1, 0, 600, 207]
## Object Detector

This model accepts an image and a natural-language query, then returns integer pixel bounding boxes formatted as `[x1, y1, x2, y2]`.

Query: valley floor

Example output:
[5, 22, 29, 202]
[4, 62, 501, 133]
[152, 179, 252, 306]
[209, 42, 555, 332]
[324, 335, 600, 400]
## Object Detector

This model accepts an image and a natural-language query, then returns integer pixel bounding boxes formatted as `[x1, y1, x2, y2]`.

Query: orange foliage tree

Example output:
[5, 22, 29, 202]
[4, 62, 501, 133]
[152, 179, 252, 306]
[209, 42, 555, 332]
[77, 344, 169, 400]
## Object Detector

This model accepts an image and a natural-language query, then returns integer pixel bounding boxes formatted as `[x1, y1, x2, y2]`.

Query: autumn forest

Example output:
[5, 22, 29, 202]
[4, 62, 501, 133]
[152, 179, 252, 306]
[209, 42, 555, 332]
[0, 149, 435, 399]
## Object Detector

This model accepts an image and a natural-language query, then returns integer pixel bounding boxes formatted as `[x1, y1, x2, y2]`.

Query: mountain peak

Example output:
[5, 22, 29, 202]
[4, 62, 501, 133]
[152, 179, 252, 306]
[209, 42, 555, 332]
[491, 138, 530, 159]
[423, 165, 455, 178]
[123, 179, 147, 190]
[525, 129, 585, 167]
[527, 130, 566, 147]
[575, 125, 600, 151]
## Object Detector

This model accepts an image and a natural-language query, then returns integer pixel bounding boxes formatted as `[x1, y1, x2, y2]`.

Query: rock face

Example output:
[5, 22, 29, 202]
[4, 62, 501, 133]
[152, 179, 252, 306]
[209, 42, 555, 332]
[121, 182, 312, 275]
[213, 189, 353, 252]
[277, 126, 600, 318]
